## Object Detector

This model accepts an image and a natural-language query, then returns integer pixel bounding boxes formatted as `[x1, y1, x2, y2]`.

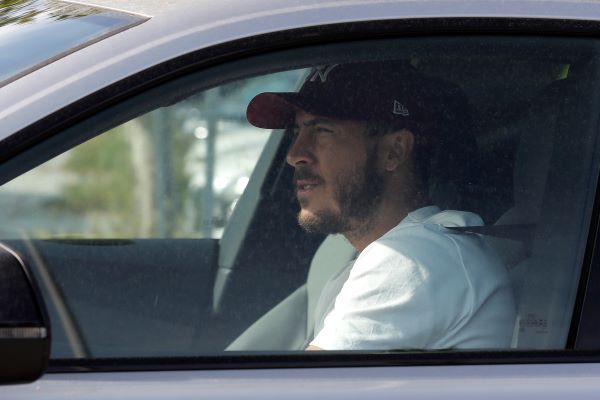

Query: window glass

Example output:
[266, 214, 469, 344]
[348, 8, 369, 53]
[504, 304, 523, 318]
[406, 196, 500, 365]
[0, 71, 303, 239]
[0, 0, 146, 86]
[0, 37, 598, 360]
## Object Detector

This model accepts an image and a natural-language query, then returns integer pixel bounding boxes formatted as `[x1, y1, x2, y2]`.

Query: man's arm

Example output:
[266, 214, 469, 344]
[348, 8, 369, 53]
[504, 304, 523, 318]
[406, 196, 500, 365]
[306, 345, 323, 351]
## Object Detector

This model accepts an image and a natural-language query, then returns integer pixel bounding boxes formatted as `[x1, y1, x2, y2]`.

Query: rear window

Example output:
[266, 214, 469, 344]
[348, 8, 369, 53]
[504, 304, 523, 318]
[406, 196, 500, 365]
[0, 0, 147, 87]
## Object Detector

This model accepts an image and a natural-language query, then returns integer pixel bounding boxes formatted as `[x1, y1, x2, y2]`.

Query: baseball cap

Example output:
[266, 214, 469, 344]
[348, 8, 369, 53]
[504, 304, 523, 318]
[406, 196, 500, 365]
[246, 61, 445, 136]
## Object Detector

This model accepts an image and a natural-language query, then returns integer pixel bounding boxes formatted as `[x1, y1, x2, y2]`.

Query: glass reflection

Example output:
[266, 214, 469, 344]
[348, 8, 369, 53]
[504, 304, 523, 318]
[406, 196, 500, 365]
[0, 0, 146, 85]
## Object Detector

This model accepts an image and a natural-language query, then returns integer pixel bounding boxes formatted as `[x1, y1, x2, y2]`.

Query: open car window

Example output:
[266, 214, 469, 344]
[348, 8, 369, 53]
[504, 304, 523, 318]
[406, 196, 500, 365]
[0, 36, 598, 360]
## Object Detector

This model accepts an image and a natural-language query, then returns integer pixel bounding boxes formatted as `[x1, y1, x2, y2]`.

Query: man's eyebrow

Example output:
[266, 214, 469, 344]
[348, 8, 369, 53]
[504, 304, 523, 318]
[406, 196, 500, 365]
[302, 117, 335, 127]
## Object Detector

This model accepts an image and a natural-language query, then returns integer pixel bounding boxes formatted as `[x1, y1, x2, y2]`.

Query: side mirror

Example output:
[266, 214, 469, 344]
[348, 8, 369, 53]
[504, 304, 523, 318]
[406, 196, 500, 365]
[0, 243, 50, 384]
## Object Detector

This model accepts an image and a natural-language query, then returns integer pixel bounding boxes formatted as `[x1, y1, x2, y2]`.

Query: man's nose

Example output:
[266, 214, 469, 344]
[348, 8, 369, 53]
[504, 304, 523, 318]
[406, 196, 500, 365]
[286, 130, 315, 167]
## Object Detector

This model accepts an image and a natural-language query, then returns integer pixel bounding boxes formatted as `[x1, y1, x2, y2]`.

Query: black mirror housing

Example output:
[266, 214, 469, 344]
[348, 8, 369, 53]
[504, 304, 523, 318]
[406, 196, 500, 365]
[0, 243, 50, 384]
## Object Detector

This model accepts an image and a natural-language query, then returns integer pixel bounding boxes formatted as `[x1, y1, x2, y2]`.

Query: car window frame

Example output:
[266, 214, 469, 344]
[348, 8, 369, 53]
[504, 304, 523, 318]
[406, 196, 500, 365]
[2, 16, 600, 372]
[570, 174, 600, 349]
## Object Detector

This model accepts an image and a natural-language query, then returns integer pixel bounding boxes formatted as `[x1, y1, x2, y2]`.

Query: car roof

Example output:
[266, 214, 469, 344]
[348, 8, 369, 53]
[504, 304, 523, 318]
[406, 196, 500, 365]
[75, 0, 600, 20]
[3, 0, 600, 139]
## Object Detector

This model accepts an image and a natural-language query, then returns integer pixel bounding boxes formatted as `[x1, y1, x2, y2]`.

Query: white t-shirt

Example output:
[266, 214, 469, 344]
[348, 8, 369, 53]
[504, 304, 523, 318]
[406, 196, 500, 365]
[310, 206, 516, 350]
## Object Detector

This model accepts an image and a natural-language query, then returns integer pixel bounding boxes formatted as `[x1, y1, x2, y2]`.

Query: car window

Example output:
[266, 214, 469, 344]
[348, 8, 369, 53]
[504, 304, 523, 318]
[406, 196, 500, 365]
[0, 36, 598, 360]
[0, 0, 146, 87]
[0, 71, 303, 240]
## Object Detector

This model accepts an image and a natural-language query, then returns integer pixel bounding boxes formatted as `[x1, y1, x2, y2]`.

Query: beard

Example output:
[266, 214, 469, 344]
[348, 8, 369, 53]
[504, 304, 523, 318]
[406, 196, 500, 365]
[296, 149, 385, 235]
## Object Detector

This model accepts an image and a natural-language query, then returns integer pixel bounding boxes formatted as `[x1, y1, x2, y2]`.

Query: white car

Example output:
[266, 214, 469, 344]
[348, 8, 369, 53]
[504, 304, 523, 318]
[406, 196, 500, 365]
[2, 0, 600, 398]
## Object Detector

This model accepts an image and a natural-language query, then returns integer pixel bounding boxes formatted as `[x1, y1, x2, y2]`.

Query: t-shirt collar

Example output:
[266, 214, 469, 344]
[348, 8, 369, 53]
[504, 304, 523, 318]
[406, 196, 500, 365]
[400, 205, 441, 226]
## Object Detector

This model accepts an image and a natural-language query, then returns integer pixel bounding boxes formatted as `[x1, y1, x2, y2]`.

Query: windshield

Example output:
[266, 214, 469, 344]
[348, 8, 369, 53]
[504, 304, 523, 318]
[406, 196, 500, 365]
[0, 0, 147, 87]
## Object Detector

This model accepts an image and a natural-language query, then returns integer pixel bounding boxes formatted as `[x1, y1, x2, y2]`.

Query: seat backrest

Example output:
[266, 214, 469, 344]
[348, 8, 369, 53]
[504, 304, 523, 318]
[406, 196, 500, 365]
[485, 81, 559, 273]
[226, 234, 355, 350]
[489, 78, 596, 349]
[306, 234, 356, 341]
[497, 81, 561, 348]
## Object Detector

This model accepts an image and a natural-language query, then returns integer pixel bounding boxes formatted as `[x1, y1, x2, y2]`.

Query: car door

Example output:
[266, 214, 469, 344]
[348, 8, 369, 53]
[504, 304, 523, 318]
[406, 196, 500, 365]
[3, 1, 600, 398]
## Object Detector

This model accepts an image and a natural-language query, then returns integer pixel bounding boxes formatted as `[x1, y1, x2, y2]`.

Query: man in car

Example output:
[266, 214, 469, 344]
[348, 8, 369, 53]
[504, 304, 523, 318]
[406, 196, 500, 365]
[246, 61, 516, 350]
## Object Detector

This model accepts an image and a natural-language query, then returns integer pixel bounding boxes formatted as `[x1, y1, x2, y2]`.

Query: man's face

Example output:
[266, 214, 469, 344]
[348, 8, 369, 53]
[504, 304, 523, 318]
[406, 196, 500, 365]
[286, 110, 385, 234]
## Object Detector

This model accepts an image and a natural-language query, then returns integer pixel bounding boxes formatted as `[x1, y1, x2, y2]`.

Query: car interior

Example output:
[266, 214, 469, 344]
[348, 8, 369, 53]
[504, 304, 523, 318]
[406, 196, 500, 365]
[229, 38, 600, 351]
[0, 36, 599, 358]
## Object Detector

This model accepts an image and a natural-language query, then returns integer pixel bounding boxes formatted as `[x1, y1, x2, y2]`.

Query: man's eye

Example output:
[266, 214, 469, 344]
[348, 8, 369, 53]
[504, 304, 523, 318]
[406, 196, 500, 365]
[316, 126, 333, 134]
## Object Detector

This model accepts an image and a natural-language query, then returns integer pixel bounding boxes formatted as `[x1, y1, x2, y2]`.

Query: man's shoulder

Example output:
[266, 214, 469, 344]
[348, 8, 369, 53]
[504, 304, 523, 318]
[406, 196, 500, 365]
[359, 207, 504, 279]
[374, 207, 484, 251]
[422, 209, 484, 228]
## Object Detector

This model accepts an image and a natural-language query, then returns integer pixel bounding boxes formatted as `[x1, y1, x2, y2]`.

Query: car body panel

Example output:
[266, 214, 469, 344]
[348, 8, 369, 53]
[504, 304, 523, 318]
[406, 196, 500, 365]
[4, 0, 600, 138]
[4, 363, 600, 399]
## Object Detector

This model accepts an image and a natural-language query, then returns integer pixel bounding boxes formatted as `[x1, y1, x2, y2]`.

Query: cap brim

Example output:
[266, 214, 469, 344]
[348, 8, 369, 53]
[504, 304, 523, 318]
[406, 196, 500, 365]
[247, 92, 302, 129]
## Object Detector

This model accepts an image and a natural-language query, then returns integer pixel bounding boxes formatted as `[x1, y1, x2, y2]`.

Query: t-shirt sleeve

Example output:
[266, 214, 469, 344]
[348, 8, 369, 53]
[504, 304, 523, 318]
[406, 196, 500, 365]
[310, 239, 468, 350]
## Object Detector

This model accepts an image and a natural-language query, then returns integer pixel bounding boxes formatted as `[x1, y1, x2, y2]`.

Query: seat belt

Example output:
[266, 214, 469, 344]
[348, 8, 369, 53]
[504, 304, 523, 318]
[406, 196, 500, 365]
[446, 224, 536, 246]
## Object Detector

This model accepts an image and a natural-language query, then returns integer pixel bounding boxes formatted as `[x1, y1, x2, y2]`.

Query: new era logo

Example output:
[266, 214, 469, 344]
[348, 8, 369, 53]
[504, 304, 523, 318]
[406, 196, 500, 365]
[393, 100, 409, 116]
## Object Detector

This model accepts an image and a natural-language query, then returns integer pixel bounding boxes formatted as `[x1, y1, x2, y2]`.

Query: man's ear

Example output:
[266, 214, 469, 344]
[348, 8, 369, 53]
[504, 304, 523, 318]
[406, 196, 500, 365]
[382, 129, 415, 172]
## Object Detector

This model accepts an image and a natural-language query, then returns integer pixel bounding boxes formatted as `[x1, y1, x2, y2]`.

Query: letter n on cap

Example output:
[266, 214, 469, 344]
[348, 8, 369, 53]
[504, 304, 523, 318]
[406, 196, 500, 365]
[309, 64, 339, 83]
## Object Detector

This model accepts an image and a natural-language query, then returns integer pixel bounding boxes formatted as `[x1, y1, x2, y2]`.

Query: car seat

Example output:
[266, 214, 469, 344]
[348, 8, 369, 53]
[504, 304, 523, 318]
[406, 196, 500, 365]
[227, 233, 355, 350]
[485, 76, 598, 349]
